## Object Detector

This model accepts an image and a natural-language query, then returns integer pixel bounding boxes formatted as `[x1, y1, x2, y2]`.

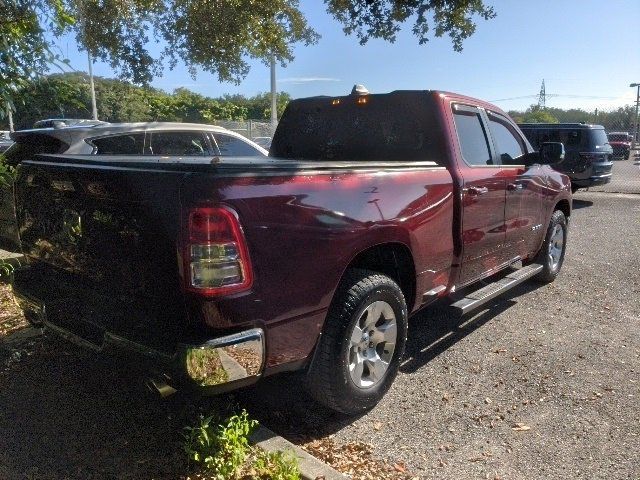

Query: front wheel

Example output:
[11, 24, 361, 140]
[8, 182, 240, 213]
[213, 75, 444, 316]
[533, 210, 568, 283]
[306, 269, 408, 415]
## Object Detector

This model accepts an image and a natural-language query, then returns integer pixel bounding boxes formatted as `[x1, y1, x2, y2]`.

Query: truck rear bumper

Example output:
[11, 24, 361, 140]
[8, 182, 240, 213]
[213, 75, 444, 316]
[13, 287, 265, 394]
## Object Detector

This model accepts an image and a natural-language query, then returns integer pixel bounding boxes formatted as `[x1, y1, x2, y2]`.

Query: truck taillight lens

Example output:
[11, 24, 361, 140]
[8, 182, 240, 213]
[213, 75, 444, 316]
[185, 206, 253, 295]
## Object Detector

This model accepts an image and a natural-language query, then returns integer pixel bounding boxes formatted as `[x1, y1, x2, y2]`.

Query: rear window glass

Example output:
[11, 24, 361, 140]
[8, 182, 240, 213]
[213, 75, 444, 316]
[92, 134, 145, 154]
[589, 128, 609, 148]
[271, 92, 446, 164]
[2, 134, 68, 167]
[213, 134, 264, 156]
[149, 131, 209, 156]
[521, 127, 583, 148]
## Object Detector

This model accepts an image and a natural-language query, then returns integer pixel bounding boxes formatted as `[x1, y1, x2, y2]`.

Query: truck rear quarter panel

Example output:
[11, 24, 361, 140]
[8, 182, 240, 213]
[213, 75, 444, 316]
[183, 165, 453, 369]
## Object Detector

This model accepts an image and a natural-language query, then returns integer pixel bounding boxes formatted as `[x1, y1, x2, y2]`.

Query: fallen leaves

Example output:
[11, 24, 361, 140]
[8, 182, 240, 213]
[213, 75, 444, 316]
[511, 423, 531, 432]
[301, 438, 415, 480]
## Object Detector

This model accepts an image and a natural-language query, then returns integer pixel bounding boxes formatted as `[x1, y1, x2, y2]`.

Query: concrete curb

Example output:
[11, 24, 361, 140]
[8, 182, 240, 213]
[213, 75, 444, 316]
[250, 425, 347, 480]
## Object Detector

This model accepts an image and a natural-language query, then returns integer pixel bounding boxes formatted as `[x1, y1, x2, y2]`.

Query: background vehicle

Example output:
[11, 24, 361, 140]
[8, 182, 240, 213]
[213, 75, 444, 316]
[0, 122, 267, 251]
[607, 131, 632, 159]
[32, 118, 107, 129]
[0, 131, 13, 153]
[519, 123, 613, 193]
[9, 89, 571, 415]
[251, 136, 272, 149]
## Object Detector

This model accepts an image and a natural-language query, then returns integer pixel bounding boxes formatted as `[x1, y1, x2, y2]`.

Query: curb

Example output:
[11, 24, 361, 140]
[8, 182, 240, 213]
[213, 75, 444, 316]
[250, 425, 347, 480]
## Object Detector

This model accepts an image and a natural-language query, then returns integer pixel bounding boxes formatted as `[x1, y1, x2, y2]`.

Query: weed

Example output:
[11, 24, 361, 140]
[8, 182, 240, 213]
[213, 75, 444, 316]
[250, 449, 301, 480]
[183, 409, 301, 480]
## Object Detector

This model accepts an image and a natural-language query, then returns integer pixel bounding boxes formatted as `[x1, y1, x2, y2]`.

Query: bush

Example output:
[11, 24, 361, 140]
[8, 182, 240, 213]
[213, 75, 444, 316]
[183, 409, 301, 480]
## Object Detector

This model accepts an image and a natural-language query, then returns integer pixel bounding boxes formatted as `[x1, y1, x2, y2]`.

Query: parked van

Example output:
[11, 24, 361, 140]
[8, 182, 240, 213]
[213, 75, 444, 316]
[519, 123, 612, 192]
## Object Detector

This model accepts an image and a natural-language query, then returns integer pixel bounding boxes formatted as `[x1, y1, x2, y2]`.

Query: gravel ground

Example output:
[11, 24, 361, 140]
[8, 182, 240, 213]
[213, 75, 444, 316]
[0, 191, 639, 479]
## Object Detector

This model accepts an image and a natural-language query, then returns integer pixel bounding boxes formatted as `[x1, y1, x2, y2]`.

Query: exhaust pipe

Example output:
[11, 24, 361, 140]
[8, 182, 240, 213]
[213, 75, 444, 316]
[146, 376, 177, 398]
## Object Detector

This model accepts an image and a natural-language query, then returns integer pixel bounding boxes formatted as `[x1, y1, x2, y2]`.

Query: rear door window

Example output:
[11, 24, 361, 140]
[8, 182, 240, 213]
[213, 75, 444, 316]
[92, 134, 145, 154]
[149, 131, 210, 156]
[487, 113, 526, 165]
[452, 107, 494, 166]
[212, 134, 264, 156]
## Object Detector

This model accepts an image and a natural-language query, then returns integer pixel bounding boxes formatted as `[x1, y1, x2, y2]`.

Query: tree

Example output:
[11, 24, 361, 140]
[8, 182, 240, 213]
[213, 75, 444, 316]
[0, 0, 73, 113]
[326, 0, 496, 51]
[510, 106, 559, 124]
[3, 0, 496, 100]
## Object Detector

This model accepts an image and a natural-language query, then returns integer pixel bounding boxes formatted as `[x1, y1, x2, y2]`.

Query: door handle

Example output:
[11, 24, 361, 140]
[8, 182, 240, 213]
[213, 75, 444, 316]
[466, 186, 489, 195]
[507, 183, 524, 191]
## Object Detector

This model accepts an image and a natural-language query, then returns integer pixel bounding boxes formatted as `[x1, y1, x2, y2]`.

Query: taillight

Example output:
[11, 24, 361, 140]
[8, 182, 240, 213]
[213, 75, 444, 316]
[183, 206, 253, 296]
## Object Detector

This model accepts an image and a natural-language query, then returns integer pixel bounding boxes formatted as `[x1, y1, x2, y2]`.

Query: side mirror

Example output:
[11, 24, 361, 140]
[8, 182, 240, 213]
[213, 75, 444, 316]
[539, 142, 565, 165]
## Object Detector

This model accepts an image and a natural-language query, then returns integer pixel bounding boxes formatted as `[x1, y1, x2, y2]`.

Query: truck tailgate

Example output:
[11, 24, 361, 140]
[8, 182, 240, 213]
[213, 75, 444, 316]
[14, 158, 190, 350]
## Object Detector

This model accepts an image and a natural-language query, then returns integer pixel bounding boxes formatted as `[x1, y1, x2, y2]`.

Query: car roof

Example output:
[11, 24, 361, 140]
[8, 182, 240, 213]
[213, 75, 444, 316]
[18, 121, 232, 135]
[518, 123, 605, 130]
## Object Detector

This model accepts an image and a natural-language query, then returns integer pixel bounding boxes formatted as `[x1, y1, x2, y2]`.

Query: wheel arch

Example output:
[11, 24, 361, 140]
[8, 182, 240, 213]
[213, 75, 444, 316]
[554, 198, 571, 220]
[343, 242, 417, 312]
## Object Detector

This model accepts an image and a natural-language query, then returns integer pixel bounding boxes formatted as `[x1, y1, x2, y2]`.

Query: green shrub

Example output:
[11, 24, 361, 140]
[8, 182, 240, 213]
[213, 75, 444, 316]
[183, 409, 301, 480]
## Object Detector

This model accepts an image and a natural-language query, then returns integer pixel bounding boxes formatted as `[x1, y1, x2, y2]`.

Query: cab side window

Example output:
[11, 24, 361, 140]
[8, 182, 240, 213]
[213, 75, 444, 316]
[487, 113, 526, 165]
[149, 132, 209, 156]
[213, 134, 263, 156]
[92, 134, 144, 155]
[452, 107, 493, 166]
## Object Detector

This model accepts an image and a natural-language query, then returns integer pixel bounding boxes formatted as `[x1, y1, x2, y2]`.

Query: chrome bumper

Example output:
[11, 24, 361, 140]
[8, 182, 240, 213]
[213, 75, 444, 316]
[13, 289, 265, 391]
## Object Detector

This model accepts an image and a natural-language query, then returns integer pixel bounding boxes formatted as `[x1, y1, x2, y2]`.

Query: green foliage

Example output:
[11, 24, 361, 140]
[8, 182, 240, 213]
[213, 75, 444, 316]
[509, 104, 637, 132]
[326, 0, 496, 51]
[0, 156, 17, 189]
[0, 261, 14, 279]
[251, 450, 301, 480]
[3, 73, 286, 129]
[510, 106, 559, 124]
[183, 410, 301, 480]
[0, 0, 74, 114]
[184, 410, 256, 478]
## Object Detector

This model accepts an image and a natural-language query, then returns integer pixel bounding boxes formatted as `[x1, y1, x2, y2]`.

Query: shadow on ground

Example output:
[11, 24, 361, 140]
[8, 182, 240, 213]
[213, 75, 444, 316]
[0, 280, 543, 478]
[237, 281, 542, 442]
[0, 333, 231, 480]
[572, 198, 594, 210]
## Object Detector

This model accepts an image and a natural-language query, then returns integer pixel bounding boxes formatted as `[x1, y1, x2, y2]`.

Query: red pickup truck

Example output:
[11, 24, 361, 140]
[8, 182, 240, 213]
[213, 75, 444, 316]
[10, 88, 571, 414]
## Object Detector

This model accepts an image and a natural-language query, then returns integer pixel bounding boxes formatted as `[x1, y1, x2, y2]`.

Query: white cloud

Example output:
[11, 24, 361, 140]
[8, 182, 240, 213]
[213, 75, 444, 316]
[278, 77, 341, 84]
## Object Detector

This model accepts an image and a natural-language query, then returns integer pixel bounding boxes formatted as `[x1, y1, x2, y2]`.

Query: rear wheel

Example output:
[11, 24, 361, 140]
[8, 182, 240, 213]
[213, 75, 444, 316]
[533, 210, 568, 283]
[306, 269, 408, 415]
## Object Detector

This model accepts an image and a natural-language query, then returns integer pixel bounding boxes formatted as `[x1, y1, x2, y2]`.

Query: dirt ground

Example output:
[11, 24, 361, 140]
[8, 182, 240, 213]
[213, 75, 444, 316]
[0, 190, 639, 479]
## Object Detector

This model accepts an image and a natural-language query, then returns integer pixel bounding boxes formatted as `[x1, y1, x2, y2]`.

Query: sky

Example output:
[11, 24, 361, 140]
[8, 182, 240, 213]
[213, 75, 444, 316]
[52, 0, 640, 112]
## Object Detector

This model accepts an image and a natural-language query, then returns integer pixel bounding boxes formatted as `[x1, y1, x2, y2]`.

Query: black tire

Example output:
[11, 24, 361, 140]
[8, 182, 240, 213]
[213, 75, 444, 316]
[533, 210, 568, 283]
[306, 269, 408, 415]
[571, 184, 579, 194]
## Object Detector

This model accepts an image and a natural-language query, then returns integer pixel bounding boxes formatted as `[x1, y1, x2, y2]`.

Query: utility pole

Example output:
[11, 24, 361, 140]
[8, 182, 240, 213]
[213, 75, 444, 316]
[270, 55, 277, 136]
[631, 83, 640, 150]
[6, 102, 13, 132]
[87, 50, 98, 120]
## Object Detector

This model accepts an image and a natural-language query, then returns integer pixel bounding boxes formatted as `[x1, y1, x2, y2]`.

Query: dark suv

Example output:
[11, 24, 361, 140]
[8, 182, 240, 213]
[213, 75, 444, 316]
[519, 123, 613, 192]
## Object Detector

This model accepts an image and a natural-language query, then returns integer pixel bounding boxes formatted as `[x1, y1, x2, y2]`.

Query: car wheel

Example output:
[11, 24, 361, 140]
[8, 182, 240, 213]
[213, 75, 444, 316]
[534, 210, 568, 283]
[306, 268, 408, 415]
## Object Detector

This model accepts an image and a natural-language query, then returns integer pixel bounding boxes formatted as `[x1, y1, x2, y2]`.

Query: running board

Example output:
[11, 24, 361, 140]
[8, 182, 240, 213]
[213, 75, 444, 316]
[450, 264, 544, 316]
